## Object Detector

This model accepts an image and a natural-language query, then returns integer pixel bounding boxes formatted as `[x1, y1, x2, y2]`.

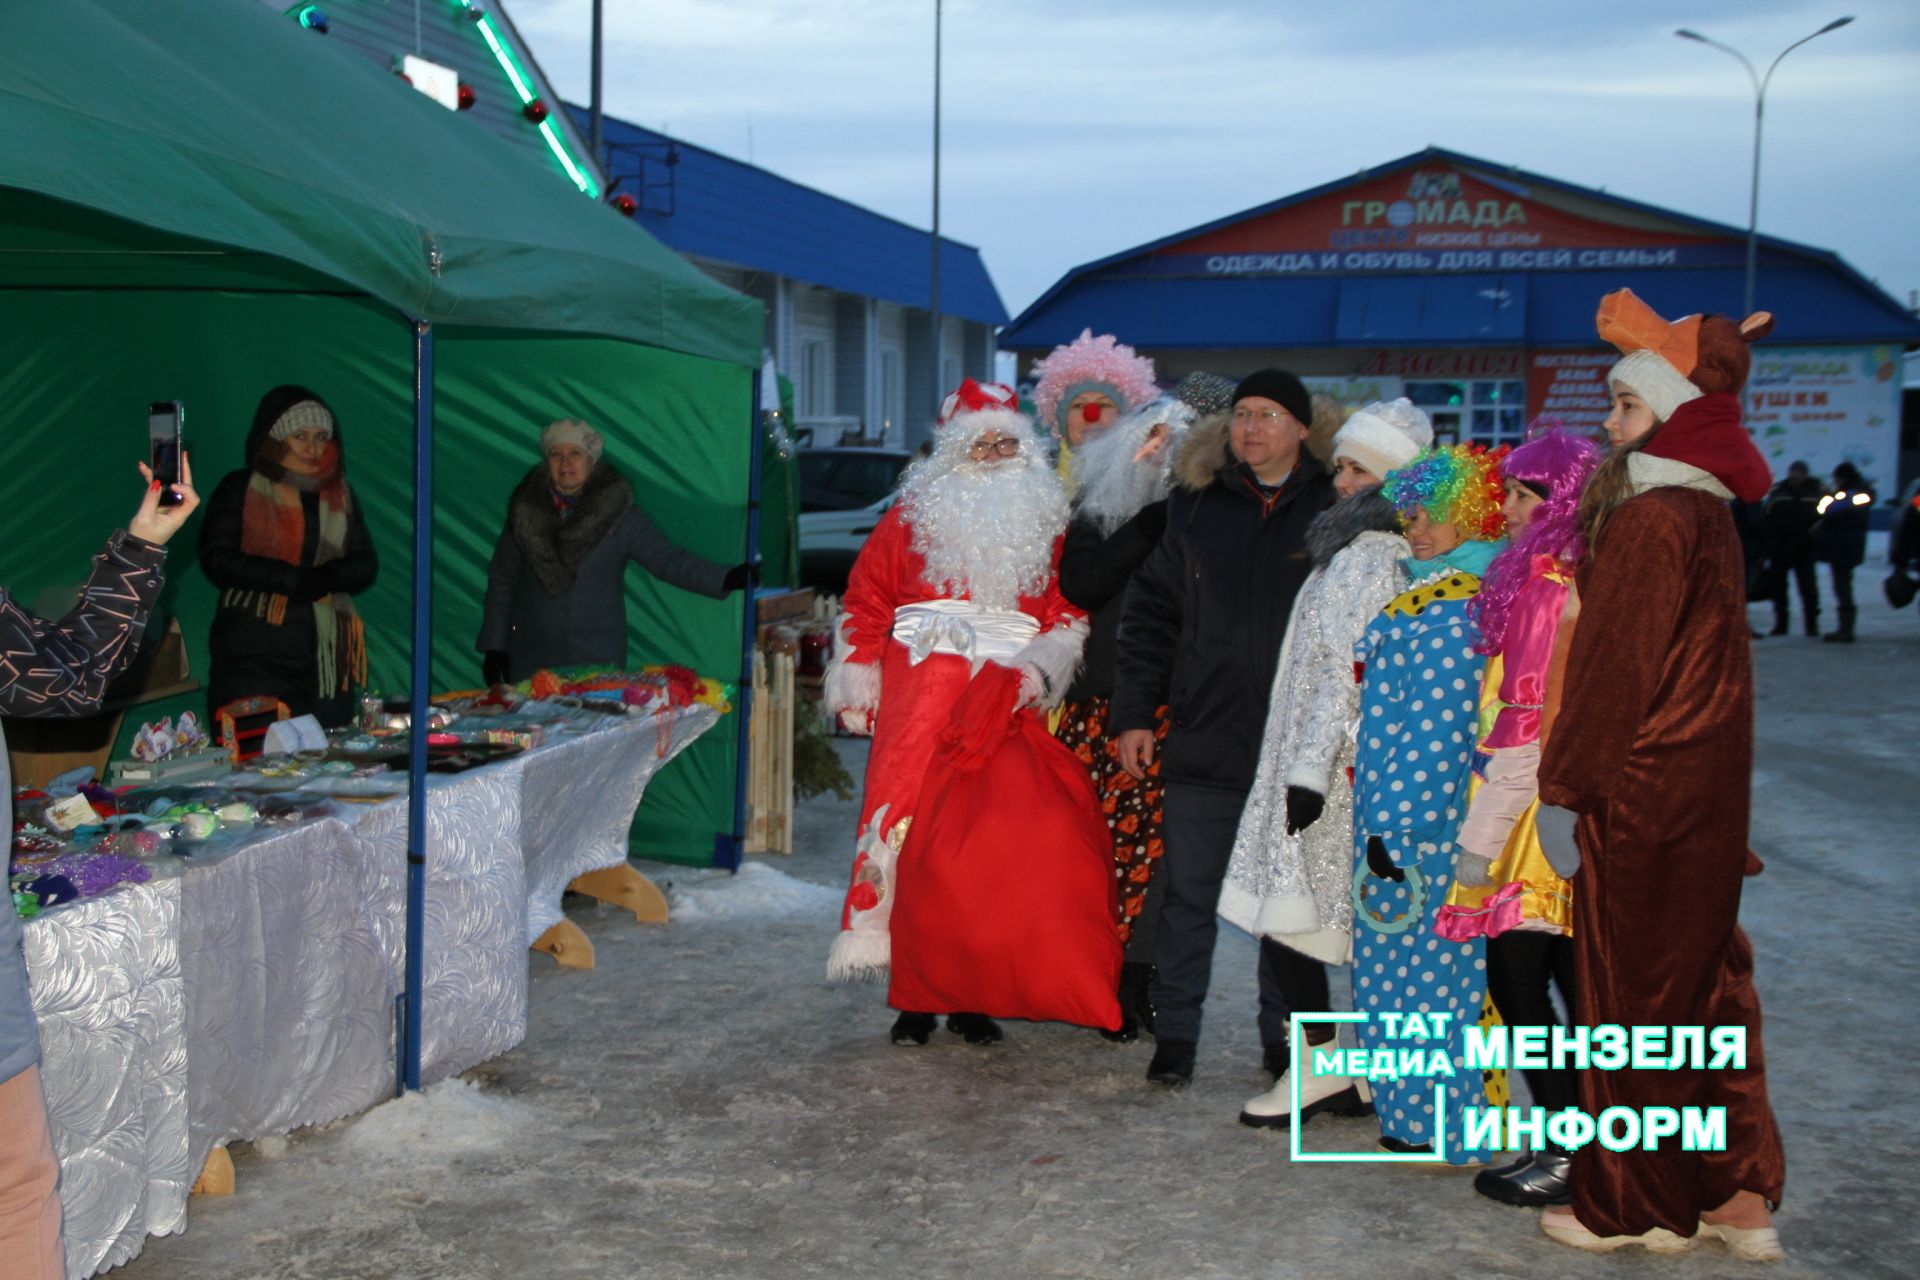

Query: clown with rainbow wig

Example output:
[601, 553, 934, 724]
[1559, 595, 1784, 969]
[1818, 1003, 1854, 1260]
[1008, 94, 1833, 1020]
[1348, 442, 1508, 1163]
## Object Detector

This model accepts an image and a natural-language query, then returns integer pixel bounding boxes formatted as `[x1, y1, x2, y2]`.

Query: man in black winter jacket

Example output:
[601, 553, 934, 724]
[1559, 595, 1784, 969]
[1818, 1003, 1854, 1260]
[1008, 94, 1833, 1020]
[1112, 369, 1335, 1087]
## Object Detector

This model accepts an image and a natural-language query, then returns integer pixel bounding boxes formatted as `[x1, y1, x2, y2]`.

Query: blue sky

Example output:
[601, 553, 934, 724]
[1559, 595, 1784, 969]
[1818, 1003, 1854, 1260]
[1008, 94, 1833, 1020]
[513, 0, 1920, 320]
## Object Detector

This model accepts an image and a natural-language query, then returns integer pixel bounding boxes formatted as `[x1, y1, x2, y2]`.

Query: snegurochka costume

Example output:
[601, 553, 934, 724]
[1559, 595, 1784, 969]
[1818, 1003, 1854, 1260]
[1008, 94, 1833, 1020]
[1350, 443, 1506, 1163]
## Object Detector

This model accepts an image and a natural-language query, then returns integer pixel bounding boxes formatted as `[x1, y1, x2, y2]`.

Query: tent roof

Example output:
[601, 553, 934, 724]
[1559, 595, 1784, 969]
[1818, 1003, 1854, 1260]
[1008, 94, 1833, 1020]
[0, 0, 762, 368]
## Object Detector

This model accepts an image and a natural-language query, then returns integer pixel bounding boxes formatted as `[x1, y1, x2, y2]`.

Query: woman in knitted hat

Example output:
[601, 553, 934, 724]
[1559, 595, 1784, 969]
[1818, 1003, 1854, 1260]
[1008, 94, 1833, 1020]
[1432, 422, 1600, 1208]
[201, 385, 378, 727]
[1221, 398, 1430, 1131]
[477, 419, 750, 684]
[1534, 289, 1784, 1259]
[1348, 442, 1509, 1163]
[1028, 330, 1159, 490]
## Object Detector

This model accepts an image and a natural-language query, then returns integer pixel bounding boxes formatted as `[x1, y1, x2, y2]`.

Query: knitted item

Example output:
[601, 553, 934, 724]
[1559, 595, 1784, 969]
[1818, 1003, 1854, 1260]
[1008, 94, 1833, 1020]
[1332, 397, 1434, 481]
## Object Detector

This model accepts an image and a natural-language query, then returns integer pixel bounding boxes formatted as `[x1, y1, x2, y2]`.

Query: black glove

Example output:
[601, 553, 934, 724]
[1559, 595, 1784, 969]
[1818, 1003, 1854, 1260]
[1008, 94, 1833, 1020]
[1365, 835, 1404, 882]
[721, 560, 760, 593]
[482, 650, 511, 687]
[1131, 499, 1168, 545]
[298, 562, 341, 600]
[1284, 786, 1325, 835]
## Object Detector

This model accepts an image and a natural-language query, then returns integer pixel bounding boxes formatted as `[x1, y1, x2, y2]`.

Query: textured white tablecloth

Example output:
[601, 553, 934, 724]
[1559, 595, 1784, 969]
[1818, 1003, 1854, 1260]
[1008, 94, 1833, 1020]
[24, 701, 720, 1278]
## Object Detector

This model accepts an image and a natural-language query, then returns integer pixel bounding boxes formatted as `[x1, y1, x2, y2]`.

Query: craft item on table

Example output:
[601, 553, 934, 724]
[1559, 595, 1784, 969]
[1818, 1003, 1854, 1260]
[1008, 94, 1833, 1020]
[11, 852, 150, 903]
[47, 767, 96, 794]
[377, 700, 458, 733]
[179, 811, 219, 841]
[78, 782, 124, 816]
[174, 710, 210, 753]
[256, 792, 339, 824]
[44, 793, 102, 833]
[11, 888, 37, 920]
[262, 714, 328, 755]
[13, 827, 62, 855]
[131, 717, 176, 762]
[214, 802, 258, 826]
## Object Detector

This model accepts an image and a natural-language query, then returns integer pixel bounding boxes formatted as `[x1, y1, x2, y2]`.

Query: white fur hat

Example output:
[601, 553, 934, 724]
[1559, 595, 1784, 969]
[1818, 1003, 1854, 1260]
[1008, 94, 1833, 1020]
[540, 418, 604, 464]
[1331, 397, 1434, 481]
[1607, 350, 1703, 423]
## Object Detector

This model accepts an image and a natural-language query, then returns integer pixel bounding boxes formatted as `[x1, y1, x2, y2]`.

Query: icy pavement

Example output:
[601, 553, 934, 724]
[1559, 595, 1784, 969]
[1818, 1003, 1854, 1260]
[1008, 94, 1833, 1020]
[112, 596, 1918, 1279]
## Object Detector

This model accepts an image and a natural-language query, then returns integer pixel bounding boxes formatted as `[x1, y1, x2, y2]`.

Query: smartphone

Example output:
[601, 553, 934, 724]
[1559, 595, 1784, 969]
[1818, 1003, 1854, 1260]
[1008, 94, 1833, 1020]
[148, 401, 184, 507]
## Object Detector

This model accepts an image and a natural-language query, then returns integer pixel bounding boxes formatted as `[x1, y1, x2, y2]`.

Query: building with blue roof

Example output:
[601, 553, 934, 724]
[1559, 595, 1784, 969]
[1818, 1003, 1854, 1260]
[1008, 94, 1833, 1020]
[582, 110, 1008, 451]
[1004, 147, 1919, 484]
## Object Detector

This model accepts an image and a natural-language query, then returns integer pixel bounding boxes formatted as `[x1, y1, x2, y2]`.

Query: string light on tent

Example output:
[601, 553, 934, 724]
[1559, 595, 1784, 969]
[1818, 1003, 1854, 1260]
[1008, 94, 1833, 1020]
[452, 0, 599, 197]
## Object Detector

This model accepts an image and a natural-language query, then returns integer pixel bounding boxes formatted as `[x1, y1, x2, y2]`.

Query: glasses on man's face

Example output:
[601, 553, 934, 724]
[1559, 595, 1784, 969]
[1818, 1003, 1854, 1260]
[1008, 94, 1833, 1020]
[968, 436, 1021, 459]
[1231, 407, 1290, 429]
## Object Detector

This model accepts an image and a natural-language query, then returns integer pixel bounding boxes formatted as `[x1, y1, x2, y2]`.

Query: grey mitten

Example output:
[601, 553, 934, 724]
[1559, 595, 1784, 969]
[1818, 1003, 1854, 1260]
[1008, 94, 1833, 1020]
[1455, 852, 1495, 888]
[1534, 804, 1582, 879]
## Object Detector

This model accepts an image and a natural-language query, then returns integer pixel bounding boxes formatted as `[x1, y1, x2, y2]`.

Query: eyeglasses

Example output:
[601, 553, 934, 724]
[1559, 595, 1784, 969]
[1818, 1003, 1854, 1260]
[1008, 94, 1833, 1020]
[968, 437, 1021, 459]
[1231, 407, 1291, 428]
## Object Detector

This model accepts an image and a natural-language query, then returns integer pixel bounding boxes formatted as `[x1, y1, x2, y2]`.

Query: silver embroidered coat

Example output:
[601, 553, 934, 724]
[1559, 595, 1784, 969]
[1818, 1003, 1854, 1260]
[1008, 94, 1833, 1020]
[1218, 527, 1408, 964]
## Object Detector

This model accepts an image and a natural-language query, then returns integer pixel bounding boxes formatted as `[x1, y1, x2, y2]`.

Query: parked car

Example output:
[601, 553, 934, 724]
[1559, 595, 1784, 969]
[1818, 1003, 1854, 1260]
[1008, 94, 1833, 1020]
[797, 447, 914, 594]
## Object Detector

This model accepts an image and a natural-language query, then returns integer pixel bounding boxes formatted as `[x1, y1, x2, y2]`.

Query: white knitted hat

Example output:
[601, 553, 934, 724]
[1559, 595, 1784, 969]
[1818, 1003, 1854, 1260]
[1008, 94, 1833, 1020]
[1607, 350, 1702, 423]
[267, 400, 334, 442]
[1332, 397, 1434, 481]
[540, 418, 604, 463]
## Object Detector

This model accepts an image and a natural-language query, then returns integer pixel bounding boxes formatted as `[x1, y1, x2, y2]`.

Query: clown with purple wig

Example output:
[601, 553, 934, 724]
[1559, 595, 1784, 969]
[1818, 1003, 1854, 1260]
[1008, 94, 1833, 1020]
[1435, 422, 1601, 1208]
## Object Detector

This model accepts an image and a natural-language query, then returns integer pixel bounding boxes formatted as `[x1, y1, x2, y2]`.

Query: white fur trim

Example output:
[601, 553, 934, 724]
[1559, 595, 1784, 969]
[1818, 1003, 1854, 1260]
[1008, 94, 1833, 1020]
[1608, 351, 1702, 423]
[1009, 617, 1087, 709]
[1281, 760, 1334, 796]
[823, 614, 882, 719]
[826, 928, 891, 982]
[935, 406, 1042, 448]
[1626, 451, 1733, 500]
[1331, 404, 1431, 482]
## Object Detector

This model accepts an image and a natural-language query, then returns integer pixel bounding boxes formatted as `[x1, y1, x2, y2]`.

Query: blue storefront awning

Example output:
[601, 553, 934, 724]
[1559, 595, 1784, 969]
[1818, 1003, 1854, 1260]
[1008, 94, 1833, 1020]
[1336, 274, 1527, 344]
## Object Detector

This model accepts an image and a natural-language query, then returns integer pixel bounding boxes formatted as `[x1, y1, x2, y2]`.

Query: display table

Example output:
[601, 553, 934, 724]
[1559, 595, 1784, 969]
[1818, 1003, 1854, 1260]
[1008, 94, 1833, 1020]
[22, 701, 718, 1278]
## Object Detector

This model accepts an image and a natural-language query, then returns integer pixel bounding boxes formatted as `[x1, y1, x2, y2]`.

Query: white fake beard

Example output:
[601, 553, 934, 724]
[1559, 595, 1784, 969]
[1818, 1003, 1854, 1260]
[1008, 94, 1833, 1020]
[898, 449, 1067, 611]
[1071, 406, 1182, 535]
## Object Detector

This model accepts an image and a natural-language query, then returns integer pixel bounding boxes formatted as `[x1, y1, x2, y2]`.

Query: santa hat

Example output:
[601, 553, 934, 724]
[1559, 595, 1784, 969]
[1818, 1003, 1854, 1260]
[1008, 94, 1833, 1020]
[936, 378, 1019, 427]
[1029, 330, 1158, 441]
[1332, 397, 1434, 480]
[1595, 289, 1775, 502]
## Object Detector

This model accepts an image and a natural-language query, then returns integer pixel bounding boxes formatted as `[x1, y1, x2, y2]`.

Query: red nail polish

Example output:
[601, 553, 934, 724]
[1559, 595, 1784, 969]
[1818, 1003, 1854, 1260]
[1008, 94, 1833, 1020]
[150, 480, 162, 493]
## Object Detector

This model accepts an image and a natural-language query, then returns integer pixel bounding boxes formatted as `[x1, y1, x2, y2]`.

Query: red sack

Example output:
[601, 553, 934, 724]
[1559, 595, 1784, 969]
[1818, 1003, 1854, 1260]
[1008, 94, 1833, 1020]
[887, 665, 1122, 1030]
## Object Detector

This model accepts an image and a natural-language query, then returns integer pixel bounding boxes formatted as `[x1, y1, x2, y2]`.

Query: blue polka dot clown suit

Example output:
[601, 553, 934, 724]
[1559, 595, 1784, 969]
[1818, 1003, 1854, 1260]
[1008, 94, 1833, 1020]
[1351, 444, 1508, 1161]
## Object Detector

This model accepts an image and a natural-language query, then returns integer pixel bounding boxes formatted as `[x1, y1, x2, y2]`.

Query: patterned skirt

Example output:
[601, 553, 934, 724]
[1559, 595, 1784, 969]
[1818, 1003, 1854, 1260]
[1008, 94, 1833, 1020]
[1055, 697, 1170, 950]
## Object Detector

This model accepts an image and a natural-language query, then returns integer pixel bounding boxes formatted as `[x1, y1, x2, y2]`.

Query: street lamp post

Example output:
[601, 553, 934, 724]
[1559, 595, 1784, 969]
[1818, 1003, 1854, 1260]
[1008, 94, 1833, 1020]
[1675, 18, 1854, 316]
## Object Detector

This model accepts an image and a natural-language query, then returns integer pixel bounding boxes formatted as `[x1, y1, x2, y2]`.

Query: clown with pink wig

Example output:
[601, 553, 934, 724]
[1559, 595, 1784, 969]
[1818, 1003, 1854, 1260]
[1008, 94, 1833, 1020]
[1436, 422, 1601, 1209]
[1027, 329, 1160, 487]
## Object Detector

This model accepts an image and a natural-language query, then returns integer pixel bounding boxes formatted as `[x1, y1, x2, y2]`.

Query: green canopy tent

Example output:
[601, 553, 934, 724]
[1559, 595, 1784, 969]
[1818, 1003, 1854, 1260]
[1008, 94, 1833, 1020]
[0, 0, 764, 1086]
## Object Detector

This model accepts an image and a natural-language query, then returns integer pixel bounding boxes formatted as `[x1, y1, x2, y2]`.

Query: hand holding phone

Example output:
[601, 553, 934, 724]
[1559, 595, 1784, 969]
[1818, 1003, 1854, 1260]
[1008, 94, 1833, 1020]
[131, 449, 199, 547]
[148, 401, 185, 508]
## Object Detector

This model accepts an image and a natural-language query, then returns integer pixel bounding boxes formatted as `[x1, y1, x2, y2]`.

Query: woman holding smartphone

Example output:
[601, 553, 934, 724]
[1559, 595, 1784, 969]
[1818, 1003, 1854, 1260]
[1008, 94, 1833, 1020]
[2, 457, 198, 1277]
[200, 386, 378, 727]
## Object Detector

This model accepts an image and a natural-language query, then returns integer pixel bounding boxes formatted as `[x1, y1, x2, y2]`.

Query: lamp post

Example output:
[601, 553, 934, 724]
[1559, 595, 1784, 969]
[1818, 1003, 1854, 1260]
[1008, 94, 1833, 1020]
[929, 0, 943, 418]
[1675, 17, 1854, 316]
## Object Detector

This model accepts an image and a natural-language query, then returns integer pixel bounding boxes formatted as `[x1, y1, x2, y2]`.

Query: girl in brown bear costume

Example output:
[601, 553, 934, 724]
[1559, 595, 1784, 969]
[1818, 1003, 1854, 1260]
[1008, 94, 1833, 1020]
[1533, 289, 1786, 1260]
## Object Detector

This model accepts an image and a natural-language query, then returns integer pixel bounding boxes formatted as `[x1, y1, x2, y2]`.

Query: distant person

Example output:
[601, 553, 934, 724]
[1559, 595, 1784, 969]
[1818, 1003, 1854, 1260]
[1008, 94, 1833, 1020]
[3, 458, 199, 1278]
[477, 419, 750, 685]
[1761, 460, 1822, 637]
[200, 386, 377, 727]
[1810, 460, 1874, 643]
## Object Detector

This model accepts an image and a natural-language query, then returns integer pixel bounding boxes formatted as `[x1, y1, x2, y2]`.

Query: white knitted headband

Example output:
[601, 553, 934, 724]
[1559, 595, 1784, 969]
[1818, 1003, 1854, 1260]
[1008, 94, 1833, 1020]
[268, 401, 334, 442]
[1608, 350, 1702, 423]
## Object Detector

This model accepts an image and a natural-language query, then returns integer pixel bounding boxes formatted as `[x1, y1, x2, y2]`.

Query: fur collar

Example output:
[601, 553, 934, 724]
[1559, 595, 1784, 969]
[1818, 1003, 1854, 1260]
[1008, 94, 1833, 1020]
[509, 462, 634, 595]
[1306, 488, 1401, 568]
[1173, 411, 1231, 492]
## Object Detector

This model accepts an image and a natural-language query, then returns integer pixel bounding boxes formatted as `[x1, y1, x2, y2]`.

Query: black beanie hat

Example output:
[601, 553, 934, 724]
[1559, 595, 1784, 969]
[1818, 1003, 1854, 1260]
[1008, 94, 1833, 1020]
[1232, 368, 1312, 429]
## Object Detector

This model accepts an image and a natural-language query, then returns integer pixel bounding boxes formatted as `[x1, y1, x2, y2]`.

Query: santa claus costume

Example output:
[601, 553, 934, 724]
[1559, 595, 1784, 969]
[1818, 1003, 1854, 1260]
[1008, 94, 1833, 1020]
[824, 381, 1097, 1045]
[1535, 291, 1785, 1259]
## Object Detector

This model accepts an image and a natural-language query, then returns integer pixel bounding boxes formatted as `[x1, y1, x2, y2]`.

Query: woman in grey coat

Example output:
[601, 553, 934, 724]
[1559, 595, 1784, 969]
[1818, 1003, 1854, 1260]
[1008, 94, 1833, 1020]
[3, 457, 198, 1277]
[477, 420, 749, 684]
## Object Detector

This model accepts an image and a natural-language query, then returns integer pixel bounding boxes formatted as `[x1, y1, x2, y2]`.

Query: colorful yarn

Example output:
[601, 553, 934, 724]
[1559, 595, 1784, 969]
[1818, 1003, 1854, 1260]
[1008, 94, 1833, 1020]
[1384, 442, 1509, 542]
[1469, 420, 1602, 654]
[1029, 330, 1158, 440]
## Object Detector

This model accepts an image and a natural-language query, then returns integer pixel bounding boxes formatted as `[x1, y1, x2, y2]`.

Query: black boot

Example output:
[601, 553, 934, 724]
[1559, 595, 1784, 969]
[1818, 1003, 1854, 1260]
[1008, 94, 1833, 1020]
[890, 1011, 937, 1046]
[946, 1012, 1004, 1045]
[1474, 1148, 1573, 1207]
[1146, 1039, 1196, 1087]
[1823, 606, 1857, 643]
[1804, 610, 1821, 638]
[1768, 610, 1789, 637]
[1262, 1041, 1291, 1080]
[1105, 967, 1144, 1043]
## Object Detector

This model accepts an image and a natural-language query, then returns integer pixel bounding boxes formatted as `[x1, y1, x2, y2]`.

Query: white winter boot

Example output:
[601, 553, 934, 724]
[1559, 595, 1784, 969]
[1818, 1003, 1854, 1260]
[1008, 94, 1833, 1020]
[1239, 1034, 1374, 1130]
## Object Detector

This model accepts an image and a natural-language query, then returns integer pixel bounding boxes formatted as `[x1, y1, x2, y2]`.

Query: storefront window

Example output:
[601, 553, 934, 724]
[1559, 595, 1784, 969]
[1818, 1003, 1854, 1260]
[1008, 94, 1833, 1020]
[1408, 378, 1526, 448]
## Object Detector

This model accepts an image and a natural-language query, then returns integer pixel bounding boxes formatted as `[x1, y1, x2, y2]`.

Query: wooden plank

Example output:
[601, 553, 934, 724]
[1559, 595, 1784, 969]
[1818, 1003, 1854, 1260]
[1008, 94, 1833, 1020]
[530, 919, 595, 970]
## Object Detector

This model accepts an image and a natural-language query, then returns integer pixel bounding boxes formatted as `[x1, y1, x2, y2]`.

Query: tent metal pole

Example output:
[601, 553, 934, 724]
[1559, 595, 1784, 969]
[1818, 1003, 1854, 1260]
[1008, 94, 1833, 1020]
[715, 370, 761, 871]
[401, 318, 434, 1091]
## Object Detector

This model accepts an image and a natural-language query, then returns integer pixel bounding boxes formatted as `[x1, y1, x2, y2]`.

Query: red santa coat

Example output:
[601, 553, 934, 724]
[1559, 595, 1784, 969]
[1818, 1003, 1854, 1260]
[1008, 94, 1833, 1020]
[823, 505, 1086, 980]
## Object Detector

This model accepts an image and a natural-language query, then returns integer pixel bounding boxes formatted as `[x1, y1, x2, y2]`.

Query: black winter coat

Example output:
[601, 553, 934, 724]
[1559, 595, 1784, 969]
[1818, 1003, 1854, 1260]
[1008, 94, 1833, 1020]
[1763, 476, 1823, 561]
[1057, 501, 1165, 702]
[1111, 454, 1335, 791]
[1811, 484, 1874, 568]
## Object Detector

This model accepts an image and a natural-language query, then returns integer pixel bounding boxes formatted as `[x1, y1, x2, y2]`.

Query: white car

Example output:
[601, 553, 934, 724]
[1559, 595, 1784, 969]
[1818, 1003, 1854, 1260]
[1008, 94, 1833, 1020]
[796, 447, 914, 593]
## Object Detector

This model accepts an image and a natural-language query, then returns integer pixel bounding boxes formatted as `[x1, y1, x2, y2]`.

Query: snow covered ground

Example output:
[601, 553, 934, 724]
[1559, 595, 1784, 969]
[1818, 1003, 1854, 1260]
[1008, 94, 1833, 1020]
[111, 594, 1918, 1279]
